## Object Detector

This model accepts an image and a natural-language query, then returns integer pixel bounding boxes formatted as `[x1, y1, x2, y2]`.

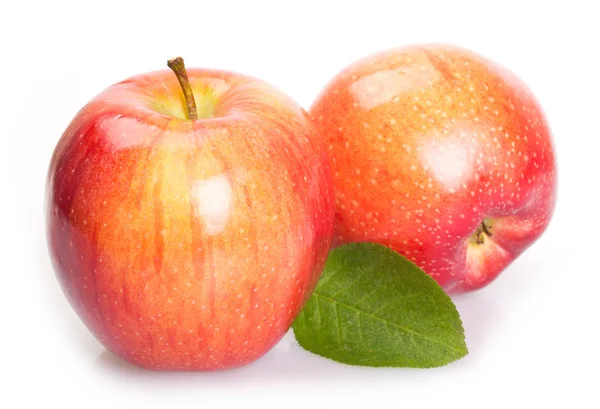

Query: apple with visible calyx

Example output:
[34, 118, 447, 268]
[46, 57, 334, 370]
[310, 45, 556, 292]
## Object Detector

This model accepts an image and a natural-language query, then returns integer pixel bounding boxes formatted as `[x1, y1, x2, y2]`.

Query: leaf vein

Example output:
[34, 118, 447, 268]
[334, 303, 343, 347]
[313, 292, 463, 354]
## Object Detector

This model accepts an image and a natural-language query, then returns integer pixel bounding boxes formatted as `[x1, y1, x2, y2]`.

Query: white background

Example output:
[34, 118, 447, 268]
[1, 0, 598, 407]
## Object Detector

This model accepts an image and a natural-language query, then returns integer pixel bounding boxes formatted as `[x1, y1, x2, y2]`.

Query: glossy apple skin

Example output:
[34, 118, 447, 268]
[46, 68, 334, 370]
[310, 45, 556, 292]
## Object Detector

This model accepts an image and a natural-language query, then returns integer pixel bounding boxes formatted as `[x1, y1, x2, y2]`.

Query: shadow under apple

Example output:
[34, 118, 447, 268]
[94, 327, 476, 390]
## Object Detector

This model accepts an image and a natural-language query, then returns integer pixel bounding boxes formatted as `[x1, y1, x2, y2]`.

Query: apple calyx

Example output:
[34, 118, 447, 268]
[167, 56, 198, 120]
[470, 219, 493, 246]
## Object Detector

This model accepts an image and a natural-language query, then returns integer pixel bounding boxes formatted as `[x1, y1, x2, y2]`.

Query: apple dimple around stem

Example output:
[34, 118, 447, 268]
[151, 85, 219, 121]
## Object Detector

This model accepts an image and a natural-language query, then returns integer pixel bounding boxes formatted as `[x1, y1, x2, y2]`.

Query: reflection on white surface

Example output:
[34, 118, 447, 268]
[349, 61, 440, 110]
[191, 174, 233, 235]
[422, 136, 471, 191]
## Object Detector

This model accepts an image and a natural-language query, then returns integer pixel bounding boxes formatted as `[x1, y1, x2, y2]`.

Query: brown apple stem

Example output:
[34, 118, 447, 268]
[473, 221, 493, 245]
[167, 57, 198, 120]
[481, 221, 492, 237]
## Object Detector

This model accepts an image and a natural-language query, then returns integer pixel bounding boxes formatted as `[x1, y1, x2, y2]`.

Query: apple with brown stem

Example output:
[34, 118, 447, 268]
[310, 45, 557, 292]
[46, 57, 334, 370]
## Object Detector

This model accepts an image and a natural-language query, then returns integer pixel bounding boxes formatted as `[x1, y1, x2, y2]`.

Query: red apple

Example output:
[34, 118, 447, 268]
[310, 45, 556, 292]
[46, 58, 334, 370]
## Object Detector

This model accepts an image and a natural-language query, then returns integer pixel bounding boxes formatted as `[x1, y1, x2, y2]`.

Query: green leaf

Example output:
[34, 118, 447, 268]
[292, 243, 467, 368]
